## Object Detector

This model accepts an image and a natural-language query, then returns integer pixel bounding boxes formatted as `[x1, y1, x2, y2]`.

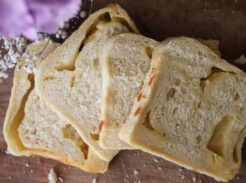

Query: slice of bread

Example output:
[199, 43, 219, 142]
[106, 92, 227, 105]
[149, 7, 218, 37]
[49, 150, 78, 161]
[119, 37, 246, 181]
[35, 4, 139, 161]
[3, 40, 108, 173]
[99, 34, 220, 150]
[100, 33, 158, 149]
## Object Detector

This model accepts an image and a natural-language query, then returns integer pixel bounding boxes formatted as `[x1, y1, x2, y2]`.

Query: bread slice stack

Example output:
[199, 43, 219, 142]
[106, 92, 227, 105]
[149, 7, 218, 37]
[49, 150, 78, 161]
[4, 39, 108, 173]
[3, 4, 245, 182]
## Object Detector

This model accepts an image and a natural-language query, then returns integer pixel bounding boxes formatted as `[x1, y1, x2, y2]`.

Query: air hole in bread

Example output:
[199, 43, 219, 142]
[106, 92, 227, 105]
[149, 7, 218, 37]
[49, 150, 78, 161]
[175, 123, 180, 131]
[232, 126, 246, 163]
[181, 88, 186, 94]
[240, 107, 244, 113]
[197, 101, 202, 108]
[211, 153, 220, 163]
[172, 107, 178, 114]
[93, 58, 99, 69]
[145, 47, 153, 59]
[143, 112, 166, 137]
[234, 93, 240, 101]
[43, 76, 55, 81]
[55, 21, 102, 71]
[143, 111, 154, 131]
[197, 51, 202, 56]
[102, 12, 112, 22]
[196, 135, 202, 144]
[174, 78, 181, 86]
[11, 74, 35, 150]
[62, 124, 89, 159]
[233, 143, 240, 163]
[80, 144, 89, 160]
[30, 129, 37, 135]
[111, 17, 134, 32]
[55, 63, 75, 71]
[90, 133, 99, 141]
[200, 67, 227, 91]
[207, 115, 236, 157]
[83, 26, 99, 45]
[70, 75, 75, 88]
[167, 88, 176, 101]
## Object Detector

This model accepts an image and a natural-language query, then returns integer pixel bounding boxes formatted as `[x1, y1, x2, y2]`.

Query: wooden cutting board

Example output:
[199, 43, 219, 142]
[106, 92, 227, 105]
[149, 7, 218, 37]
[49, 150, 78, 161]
[0, 0, 246, 182]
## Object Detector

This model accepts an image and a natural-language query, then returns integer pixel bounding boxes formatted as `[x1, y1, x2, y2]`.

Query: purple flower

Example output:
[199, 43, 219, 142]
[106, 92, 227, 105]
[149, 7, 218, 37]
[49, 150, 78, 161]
[0, 0, 81, 40]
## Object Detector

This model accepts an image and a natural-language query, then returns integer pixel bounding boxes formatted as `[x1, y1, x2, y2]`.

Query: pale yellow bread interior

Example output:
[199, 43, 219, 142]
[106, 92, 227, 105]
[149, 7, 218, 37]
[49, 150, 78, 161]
[99, 33, 158, 149]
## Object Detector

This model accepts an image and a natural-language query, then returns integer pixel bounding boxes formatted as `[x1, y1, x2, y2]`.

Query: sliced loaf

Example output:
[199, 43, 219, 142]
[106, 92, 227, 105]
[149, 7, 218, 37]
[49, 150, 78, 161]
[100, 34, 220, 150]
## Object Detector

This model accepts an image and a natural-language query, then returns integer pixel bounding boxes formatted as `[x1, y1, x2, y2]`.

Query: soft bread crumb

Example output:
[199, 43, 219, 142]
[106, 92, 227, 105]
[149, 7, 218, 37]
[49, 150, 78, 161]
[48, 168, 57, 183]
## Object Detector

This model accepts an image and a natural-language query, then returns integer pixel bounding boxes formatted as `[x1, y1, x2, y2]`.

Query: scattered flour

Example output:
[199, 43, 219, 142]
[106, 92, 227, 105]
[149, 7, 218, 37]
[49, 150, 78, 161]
[80, 11, 87, 18]
[48, 168, 57, 183]
[91, 178, 97, 183]
[0, 36, 27, 82]
[133, 169, 139, 176]
[192, 175, 196, 182]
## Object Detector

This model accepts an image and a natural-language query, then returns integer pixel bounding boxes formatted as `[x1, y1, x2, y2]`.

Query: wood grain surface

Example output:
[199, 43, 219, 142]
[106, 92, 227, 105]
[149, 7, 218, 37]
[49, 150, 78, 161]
[0, 0, 246, 183]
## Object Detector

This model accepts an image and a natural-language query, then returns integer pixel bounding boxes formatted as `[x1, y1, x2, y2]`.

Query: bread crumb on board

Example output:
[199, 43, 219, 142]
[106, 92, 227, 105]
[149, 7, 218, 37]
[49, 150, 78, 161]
[133, 169, 139, 175]
[80, 11, 87, 18]
[91, 178, 97, 183]
[192, 175, 196, 182]
[153, 158, 159, 163]
[48, 168, 57, 183]
[5, 150, 10, 155]
[234, 54, 246, 64]
[58, 177, 64, 182]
